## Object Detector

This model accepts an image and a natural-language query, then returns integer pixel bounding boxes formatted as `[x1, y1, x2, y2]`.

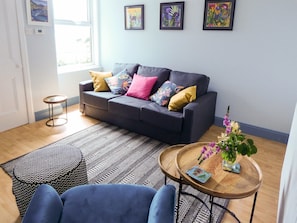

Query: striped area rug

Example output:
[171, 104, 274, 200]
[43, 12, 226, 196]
[1, 122, 228, 223]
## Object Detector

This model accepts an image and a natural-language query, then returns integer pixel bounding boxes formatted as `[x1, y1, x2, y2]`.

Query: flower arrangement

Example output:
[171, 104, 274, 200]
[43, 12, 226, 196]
[198, 106, 258, 165]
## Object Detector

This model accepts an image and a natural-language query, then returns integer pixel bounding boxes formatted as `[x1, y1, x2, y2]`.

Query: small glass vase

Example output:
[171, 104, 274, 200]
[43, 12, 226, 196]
[222, 159, 241, 173]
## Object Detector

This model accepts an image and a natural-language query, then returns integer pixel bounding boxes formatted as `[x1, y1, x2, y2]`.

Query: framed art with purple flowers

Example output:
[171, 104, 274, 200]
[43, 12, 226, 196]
[203, 0, 236, 30]
[160, 2, 184, 30]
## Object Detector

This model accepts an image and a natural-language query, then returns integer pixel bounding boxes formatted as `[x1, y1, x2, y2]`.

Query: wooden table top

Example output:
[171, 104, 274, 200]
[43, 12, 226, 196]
[158, 144, 186, 182]
[43, 95, 67, 104]
[175, 142, 263, 199]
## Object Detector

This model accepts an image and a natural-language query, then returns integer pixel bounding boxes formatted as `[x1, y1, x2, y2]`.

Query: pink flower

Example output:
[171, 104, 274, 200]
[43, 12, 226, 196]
[209, 142, 216, 147]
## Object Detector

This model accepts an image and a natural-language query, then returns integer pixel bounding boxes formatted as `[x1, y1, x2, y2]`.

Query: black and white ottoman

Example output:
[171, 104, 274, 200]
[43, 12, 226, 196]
[12, 145, 88, 217]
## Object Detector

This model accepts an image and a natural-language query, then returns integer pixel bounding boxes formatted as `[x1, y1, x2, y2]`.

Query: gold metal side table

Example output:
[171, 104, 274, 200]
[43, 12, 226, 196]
[43, 95, 68, 127]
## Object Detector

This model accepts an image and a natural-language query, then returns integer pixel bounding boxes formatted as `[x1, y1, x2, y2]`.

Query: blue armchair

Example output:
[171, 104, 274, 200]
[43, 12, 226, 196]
[22, 184, 176, 223]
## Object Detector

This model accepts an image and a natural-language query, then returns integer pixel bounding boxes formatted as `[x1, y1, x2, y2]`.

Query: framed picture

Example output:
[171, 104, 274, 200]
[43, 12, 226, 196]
[160, 2, 184, 30]
[203, 0, 236, 30]
[26, 0, 50, 26]
[124, 5, 144, 30]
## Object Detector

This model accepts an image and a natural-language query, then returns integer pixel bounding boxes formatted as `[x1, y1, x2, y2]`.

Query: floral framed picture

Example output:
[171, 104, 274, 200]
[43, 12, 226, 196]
[160, 2, 184, 30]
[124, 5, 144, 30]
[26, 0, 50, 26]
[203, 0, 236, 30]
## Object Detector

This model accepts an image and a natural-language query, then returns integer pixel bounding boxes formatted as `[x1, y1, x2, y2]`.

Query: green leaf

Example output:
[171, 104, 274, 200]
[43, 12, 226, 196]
[237, 144, 247, 156]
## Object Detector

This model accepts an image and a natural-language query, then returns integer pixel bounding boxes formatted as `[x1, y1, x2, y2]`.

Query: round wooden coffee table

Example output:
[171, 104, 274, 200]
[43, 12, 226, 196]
[175, 142, 263, 222]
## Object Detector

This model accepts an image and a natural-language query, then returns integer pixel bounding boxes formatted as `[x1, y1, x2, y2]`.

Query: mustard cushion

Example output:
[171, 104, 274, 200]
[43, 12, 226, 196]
[90, 71, 112, 92]
[168, 86, 197, 111]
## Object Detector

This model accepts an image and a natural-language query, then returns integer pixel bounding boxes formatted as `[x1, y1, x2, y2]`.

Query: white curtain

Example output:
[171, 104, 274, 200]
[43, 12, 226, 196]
[277, 102, 297, 223]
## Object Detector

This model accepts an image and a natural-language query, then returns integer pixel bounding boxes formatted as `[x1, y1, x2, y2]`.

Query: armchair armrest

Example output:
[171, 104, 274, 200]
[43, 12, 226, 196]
[22, 185, 63, 223]
[148, 185, 176, 223]
[181, 91, 217, 143]
[79, 80, 94, 112]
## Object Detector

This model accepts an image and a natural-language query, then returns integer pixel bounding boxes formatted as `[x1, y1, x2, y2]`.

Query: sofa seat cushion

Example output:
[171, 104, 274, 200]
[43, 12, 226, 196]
[108, 96, 151, 121]
[141, 103, 183, 132]
[83, 91, 120, 110]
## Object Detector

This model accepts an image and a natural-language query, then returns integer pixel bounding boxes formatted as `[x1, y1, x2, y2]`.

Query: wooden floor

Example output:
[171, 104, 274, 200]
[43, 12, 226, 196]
[0, 104, 286, 223]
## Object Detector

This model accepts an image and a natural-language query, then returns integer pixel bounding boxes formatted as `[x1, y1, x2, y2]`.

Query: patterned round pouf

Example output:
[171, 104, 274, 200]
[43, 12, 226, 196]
[12, 145, 88, 217]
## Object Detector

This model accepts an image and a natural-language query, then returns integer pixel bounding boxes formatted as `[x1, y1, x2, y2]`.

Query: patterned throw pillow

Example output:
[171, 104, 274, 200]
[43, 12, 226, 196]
[150, 81, 184, 106]
[105, 70, 132, 95]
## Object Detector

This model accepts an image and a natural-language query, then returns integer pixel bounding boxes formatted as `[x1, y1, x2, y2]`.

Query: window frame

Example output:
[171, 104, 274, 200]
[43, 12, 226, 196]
[53, 0, 99, 74]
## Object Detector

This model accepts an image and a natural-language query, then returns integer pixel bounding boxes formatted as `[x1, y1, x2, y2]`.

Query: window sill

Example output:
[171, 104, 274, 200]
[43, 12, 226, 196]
[57, 64, 102, 75]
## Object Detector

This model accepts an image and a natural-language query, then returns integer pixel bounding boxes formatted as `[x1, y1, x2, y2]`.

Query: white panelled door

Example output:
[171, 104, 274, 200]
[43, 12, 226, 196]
[0, 0, 28, 132]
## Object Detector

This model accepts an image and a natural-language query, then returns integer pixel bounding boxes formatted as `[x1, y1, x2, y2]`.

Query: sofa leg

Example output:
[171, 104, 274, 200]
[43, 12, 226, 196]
[80, 104, 85, 114]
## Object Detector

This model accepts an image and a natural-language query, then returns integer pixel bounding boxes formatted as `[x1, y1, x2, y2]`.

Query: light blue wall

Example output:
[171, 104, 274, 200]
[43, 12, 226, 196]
[98, 0, 297, 137]
[22, 0, 297, 141]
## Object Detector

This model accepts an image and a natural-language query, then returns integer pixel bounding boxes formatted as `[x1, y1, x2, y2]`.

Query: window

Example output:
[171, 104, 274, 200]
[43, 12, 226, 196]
[53, 0, 98, 73]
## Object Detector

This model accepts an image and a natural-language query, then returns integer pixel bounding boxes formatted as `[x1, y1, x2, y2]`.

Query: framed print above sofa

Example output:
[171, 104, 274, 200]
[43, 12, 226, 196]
[203, 0, 236, 30]
[124, 5, 144, 30]
[160, 2, 184, 30]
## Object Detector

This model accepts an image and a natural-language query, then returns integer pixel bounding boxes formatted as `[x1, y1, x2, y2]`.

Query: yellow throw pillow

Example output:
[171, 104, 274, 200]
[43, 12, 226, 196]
[90, 71, 112, 92]
[168, 86, 197, 111]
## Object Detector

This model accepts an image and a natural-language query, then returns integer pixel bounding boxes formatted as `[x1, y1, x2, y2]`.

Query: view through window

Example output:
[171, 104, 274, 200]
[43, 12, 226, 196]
[53, 0, 96, 71]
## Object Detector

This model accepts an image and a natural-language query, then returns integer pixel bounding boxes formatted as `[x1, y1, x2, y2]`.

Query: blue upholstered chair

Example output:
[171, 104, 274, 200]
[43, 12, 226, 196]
[22, 184, 176, 223]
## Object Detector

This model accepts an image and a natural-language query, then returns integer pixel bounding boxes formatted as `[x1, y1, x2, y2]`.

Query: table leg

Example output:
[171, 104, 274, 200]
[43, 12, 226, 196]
[51, 104, 54, 126]
[210, 198, 240, 222]
[46, 104, 54, 127]
[209, 196, 214, 223]
[250, 192, 258, 223]
[64, 99, 68, 122]
[46, 101, 68, 127]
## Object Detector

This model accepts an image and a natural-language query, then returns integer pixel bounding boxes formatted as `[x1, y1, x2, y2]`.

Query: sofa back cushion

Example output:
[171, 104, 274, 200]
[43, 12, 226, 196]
[137, 65, 171, 94]
[169, 71, 210, 97]
[112, 63, 139, 77]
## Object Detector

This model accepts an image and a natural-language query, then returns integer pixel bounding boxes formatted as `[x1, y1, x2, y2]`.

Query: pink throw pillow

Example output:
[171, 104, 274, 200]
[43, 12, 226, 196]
[126, 74, 158, 100]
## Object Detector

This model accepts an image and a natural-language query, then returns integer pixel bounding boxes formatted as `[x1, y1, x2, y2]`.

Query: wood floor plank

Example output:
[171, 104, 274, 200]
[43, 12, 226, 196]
[0, 104, 286, 223]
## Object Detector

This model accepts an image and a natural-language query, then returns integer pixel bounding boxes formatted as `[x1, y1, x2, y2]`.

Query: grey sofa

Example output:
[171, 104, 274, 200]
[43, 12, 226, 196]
[79, 63, 217, 144]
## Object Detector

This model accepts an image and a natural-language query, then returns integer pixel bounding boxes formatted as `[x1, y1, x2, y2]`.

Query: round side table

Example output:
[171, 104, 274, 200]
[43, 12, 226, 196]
[43, 95, 68, 126]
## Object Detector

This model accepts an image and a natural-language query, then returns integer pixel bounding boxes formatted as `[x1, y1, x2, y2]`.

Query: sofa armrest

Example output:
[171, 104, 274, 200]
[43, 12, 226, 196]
[22, 184, 63, 223]
[181, 91, 217, 143]
[79, 79, 94, 91]
[79, 80, 94, 112]
[148, 185, 176, 223]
